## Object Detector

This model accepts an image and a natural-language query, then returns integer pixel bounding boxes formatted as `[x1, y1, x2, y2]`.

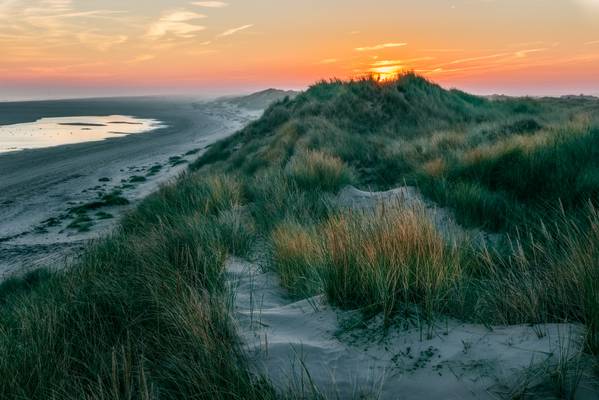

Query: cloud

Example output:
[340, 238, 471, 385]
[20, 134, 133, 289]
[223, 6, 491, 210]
[147, 10, 206, 39]
[371, 57, 434, 66]
[125, 54, 156, 64]
[448, 52, 510, 65]
[319, 58, 338, 64]
[162, 10, 206, 22]
[514, 48, 547, 58]
[217, 24, 253, 37]
[77, 32, 127, 51]
[40, 0, 72, 11]
[576, 0, 599, 7]
[355, 42, 406, 52]
[192, 1, 228, 7]
[187, 48, 218, 56]
[586, 40, 599, 45]
[371, 59, 403, 67]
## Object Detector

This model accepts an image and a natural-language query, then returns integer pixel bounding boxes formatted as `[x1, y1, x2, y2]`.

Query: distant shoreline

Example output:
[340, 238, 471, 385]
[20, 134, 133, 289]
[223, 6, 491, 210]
[0, 97, 262, 277]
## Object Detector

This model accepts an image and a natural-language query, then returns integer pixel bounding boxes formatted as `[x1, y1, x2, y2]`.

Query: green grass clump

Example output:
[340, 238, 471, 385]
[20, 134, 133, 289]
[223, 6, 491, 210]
[247, 170, 333, 231]
[69, 191, 130, 216]
[96, 211, 114, 220]
[146, 164, 163, 176]
[415, 124, 599, 230]
[286, 150, 353, 193]
[130, 175, 147, 183]
[216, 209, 256, 257]
[67, 213, 93, 232]
[473, 204, 599, 353]
[101, 191, 130, 206]
[169, 156, 188, 166]
[0, 269, 52, 306]
[123, 173, 244, 233]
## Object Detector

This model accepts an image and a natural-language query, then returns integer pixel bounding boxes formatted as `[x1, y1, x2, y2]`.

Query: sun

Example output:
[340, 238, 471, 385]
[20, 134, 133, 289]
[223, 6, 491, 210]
[369, 66, 402, 82]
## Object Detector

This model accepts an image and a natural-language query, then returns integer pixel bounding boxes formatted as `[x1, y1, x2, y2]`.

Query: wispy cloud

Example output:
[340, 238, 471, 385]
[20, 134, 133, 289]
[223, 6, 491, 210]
[125, 54, 155, 64]
[448, 52, 510, 65]
[355, 42, 406, 52]
[192, 1, 228, 7]
[147, 10, 206, 39]
[586, 40, 599, 45]
[514, 48, 547, 58]
[77, 32, 127, 51]
[217, 24, 253, 37]
[318, 58, 338, 64]
[371, 59, 402, 66]
[187, 48, 218, 56]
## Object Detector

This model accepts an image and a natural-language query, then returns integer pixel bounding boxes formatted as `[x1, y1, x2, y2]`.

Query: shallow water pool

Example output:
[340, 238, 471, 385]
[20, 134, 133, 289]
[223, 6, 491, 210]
[0, 115, 164, 153]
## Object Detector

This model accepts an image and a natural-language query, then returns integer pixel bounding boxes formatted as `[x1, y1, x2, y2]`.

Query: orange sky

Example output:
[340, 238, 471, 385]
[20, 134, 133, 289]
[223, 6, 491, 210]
[1, 0, 599, 99]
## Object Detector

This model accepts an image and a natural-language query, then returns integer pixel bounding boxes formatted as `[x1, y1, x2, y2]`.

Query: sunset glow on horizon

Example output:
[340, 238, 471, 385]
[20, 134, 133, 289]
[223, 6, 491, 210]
[1, 0, 599, 99]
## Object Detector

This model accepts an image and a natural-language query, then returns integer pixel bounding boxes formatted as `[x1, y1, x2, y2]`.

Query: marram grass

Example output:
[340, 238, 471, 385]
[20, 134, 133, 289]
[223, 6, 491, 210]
[2, 74, 599, 399]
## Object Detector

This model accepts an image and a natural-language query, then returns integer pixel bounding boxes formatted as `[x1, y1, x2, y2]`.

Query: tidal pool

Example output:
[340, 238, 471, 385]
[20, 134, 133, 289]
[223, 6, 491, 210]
[0, 115, 164, 153]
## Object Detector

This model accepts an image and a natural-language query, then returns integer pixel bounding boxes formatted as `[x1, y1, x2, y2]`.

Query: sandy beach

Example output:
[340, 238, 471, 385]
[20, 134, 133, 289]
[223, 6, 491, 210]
[0, 96, 262, 277]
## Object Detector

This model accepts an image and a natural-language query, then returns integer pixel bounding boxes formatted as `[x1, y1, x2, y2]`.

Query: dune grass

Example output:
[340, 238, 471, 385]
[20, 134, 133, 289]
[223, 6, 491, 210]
[0, 173, 275, 399]
[472, 204, 599, 353]
[193, 74, 599, 342]
[286, 150, 353, 192]
[421, 123, 599, 230]
[320, 206, 465, 323]
[271, 205, 466, 324]
[271, 221, 324, 298]
[2, 74, 599, 398]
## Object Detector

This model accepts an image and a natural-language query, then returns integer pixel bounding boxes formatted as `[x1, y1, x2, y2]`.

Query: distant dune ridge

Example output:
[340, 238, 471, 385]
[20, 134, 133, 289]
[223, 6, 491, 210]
[222, 88, 299, 110]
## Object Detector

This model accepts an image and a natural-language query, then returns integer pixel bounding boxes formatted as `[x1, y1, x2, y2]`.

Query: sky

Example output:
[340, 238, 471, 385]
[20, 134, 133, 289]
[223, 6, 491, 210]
[1, 0, 599, 100]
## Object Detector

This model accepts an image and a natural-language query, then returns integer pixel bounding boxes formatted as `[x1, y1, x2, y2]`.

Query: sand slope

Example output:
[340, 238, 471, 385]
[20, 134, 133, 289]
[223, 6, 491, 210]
[228, 257, 594, 399]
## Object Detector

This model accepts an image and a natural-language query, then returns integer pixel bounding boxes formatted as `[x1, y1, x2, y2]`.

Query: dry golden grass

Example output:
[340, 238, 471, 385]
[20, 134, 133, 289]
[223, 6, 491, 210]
[321, 205, 465, 322]
[271, 204, 466, 323]
[271, 221, 324, 297]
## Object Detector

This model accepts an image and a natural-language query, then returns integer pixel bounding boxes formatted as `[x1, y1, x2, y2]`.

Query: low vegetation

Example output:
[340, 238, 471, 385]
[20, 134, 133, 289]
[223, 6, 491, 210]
[1, 73, 598, 397]
[272, 205, 465, 323]
[0, 174, 275, 399]
[193, 73, 599, 344]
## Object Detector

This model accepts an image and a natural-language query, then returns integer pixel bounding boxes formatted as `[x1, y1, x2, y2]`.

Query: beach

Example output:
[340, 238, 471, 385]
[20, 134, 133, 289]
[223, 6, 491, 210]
[0, 96, 262, 277]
